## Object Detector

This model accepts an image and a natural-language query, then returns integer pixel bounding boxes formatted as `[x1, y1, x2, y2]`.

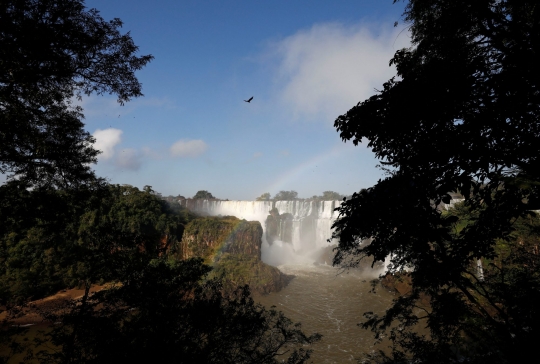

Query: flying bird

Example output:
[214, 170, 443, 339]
[244, 96, 253, 103]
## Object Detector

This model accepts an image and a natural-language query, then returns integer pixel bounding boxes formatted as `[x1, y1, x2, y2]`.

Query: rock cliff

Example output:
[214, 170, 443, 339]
[265, 208, 293, 245]
[179, 216, 291, 294]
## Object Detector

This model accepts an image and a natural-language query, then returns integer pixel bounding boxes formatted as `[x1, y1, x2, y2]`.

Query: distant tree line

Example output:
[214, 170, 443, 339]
[160, 190, 348, 202]
[256, 190, 347, 201]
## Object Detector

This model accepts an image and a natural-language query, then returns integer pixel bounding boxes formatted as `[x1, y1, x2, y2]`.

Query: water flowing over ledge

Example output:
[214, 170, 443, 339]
[180, 200, 343, 265]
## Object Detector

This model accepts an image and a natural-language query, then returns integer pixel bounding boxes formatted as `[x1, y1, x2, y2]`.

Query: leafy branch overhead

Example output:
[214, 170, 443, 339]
[332, 0, 540, 363]
[0, 0, 153, 187]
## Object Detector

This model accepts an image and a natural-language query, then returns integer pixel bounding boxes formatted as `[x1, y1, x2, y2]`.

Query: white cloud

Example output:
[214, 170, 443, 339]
[170, 139, 208, 158]
[93, 128, 123, 159]
[271, 22, 410, 122]
[116, 148, 142, 171]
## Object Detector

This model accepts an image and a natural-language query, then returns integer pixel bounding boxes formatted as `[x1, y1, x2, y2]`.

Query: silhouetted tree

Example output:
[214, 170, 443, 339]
[193, 190, 215, 199]
[0, 0, 153, 188]
[332, 1, 540, 363]
[273, 190, 298, 201]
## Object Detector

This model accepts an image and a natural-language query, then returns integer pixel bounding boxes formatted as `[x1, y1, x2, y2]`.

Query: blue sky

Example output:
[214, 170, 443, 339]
[82, 0, 411, 200]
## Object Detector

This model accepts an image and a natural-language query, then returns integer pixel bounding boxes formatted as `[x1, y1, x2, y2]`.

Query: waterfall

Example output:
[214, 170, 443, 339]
[182, 199, 342, 266]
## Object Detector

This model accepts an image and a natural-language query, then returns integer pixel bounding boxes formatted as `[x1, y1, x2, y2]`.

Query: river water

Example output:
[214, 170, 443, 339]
[186, 200, 396, 362]
[256, 263, 395, 364]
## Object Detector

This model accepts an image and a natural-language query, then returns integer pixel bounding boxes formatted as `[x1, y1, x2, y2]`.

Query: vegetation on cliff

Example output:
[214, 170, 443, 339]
[180, 216, 262, 262]
[0, 184, 186, 305]
[212, 254, 293, 295]
[179, 216, 291, 294]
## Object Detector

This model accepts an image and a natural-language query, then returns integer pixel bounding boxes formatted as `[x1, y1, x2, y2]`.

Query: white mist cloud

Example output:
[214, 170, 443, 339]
[272, 22, 410, 121]
[170, 139, 208, 158]
[93, 128, 123, 159]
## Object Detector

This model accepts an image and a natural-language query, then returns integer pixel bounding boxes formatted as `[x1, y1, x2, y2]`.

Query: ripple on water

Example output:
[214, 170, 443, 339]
[257, 264, 394, 364]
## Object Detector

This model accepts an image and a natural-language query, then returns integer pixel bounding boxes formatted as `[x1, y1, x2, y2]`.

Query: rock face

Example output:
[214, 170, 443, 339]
[265, 208, 293, 245]
[180, 216, 262, 262]
[212, 254, 292, 295]
[179, 216, 290, 294]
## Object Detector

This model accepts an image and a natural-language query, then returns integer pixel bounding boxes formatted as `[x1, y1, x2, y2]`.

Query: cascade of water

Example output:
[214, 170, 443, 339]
[184, 200, 342, 266]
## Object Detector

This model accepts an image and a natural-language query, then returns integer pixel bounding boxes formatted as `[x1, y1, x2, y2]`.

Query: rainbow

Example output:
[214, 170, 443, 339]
[263, 143, 351, 195]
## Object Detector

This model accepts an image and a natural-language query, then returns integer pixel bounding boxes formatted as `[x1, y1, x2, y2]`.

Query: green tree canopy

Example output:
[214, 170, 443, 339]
[273, 190, 298, 201]
[0, 184, 185, 305]
[0, 0, 153, 188]
[256, 192, 271, 201]
[332, 0, 540, 362]
[320, 191, 344, 200]
[193, 190, 215, 199]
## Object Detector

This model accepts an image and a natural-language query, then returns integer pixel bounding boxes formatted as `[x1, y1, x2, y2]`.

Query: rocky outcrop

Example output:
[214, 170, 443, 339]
[211, 254, 293, 295]
[265, 208, 293, 245]
[179, 216, 291, 294]
[180, 216, 262, 262]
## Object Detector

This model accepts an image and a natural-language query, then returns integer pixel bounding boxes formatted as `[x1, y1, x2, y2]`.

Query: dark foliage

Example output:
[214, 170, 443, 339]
[36, 259, 320, 364]
[273, 190, 299, 201]
[0, 0, 153, 188]
[0, 184, 184, 306]
[332, 0, 540, 362]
